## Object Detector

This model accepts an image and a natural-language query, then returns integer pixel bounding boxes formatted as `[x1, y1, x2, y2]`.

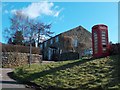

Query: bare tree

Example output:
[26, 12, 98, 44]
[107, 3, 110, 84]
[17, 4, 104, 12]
[4, 11, 53, 67]
[32, 22, 53, 47]
[3, 11, 29, 43]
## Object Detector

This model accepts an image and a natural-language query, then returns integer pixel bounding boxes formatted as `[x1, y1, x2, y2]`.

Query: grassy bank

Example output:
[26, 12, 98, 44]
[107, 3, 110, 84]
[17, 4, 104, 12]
[13, 55, 120, 90]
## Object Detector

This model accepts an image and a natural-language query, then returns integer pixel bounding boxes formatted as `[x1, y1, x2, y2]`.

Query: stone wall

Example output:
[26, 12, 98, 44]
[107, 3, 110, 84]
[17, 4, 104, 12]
[2, 52, 42, 68]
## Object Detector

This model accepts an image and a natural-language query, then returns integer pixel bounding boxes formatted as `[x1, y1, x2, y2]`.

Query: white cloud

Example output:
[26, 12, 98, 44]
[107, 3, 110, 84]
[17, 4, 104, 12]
[11, 9, 16, 14]
[11, 2, 62, 19]
[54, 10, 60, 17]
[55, 6, 59, 9]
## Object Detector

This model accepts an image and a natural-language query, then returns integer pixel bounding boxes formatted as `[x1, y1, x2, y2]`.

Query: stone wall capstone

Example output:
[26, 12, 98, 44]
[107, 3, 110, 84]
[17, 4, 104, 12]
[2, 52, 42, 68]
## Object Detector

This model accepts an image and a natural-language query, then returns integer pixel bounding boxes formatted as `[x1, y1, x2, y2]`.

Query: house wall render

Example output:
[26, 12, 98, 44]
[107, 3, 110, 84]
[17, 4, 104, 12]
[41, 26, 92, 60]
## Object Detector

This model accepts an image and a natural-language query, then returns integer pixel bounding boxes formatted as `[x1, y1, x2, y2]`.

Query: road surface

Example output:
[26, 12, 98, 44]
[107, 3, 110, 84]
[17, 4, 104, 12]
[0, 68, 27, 89]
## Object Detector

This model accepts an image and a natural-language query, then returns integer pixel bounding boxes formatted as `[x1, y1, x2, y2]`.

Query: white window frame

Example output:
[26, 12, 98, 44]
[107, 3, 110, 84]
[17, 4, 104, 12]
[50, 39, 53, 44]
[74, 39, 78, 47]
[40, 44, 43, 48]
[44, 42, 47, 47]
[55, 36, 59, 42]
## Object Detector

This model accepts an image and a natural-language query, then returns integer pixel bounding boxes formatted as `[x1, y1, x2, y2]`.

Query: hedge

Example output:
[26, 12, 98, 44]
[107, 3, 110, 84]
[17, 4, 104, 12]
[2, 43, 41, 54]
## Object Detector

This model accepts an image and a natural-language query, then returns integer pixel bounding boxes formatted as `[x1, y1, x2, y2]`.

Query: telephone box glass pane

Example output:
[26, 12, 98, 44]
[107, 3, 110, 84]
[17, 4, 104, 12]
[94, 32, 98, 53]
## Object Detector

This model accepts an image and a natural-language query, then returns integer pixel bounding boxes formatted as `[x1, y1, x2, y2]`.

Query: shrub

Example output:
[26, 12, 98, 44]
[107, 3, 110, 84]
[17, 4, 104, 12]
[61, 36, 74, 52]
[109, 43, 120, 55]
[2, 43, 41, 54]
[59, 52, 79, 61]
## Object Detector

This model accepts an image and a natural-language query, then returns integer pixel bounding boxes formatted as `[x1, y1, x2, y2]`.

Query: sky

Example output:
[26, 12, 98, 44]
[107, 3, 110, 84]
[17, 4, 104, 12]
[1, 1, 118, 43]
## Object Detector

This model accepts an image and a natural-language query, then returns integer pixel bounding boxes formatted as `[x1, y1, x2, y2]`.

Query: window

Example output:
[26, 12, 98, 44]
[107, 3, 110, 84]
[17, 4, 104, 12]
[101, 31, 106, 37]
[102, 48, 106, 52]
[44, 42, 47, 47]
[101, 31, 106, 46]
[94, 36, 98, 39]
[94, 32, 97, 38]
[94, 32, 97, 35]
[40, 44, 43, 49]
[102, 34, 105, 37]
[94, 39, 98, 43]
[50, 39, 53, 44]
[55, 36, 59, 42]
[60, 50, 62, 54]
[102, 36, 106, 39]
[94, 43, 98, 46]
[94, 32, 98, 53]
[102, 42, 106, 45]
[74, 39, 78, 47]
[102, 39, 106, 42]
[102, 31, 106, 34]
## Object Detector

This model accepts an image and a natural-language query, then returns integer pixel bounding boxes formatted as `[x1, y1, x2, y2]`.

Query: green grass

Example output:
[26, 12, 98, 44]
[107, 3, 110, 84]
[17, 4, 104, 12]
[13, 55, 120, 90]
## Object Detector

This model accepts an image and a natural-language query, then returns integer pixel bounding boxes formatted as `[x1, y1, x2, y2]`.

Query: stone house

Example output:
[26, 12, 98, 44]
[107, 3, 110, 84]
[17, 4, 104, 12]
[40, 25, 92, 61]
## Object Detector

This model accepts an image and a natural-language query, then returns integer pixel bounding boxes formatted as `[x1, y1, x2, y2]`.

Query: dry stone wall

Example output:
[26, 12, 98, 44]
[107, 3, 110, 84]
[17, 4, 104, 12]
[2, 52, 42, 68]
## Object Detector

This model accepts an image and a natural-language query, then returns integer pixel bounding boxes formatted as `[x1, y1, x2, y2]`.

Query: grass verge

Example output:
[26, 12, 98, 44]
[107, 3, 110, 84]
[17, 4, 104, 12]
[13, 55, 120, 90]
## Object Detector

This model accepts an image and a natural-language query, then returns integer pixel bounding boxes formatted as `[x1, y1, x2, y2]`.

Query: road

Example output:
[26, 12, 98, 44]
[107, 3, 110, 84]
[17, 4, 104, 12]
[0, 68, 29, 89]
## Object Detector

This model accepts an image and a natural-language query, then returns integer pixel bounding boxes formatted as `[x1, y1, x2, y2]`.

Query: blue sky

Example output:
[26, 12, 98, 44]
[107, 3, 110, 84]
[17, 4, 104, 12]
[1, 2, 118, 43]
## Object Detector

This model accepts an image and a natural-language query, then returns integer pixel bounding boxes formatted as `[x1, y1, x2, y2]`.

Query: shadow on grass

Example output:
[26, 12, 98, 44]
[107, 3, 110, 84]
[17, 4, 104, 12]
[25, 59, 94, 81]
[7, 72, 25, 83]
[8, 58, 101, 90]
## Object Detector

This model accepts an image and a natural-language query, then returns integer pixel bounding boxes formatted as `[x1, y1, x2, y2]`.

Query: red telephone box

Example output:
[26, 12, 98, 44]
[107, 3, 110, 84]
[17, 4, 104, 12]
[92, 24, 109, 58]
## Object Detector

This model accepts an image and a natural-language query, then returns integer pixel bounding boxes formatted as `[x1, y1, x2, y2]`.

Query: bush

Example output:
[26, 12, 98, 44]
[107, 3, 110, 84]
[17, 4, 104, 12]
[59, 52, 79, 61]
[109, 43, 120, 55]
[2, 43, 41, 54]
